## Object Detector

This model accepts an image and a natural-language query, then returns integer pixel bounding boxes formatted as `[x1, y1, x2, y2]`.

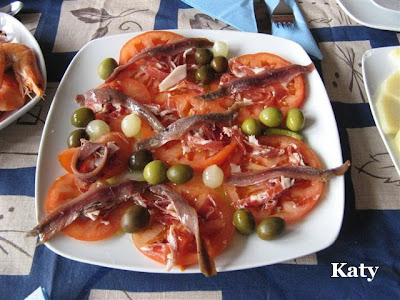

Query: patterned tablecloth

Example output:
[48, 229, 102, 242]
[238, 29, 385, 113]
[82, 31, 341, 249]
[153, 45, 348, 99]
[0, 0, 399, 299]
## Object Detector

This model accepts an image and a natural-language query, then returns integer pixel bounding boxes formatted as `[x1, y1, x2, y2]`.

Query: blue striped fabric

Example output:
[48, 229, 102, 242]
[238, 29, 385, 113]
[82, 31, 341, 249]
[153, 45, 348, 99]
[1, 0, 399, 299]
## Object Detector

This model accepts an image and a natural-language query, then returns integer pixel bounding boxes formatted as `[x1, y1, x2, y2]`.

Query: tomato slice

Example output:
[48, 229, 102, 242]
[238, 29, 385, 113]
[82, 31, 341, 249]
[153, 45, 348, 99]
[132, 182, 234, 268]
[58, 147, 78, 173]
[45, 173, 130, 241]
[119, 31, 184, 65]
[224, 135, 323, 223]
[153, 139, 238, 171]
[168, 91, 235, 118]
[57, 132, 132, 180]
[92, 132, 133, 179]
[99, 77, 151, 105]
[227, 53, 306, 122]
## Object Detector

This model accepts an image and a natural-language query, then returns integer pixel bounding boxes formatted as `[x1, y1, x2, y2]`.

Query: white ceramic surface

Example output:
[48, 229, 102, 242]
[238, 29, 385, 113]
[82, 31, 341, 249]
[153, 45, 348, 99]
[0, 12, 47, 130]
[36, 30, 345, 274]
[371, 0, 400, 11]
[362, 46, 400, 175]
[336, 0, 400, 31]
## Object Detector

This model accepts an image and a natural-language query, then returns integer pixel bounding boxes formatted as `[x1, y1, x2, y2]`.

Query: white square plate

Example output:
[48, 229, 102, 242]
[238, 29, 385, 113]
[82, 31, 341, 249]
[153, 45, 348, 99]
[36, 30, 345, 273]
[362, 46, 400, 176]
[336, 0, 400, 31]
[0, 12, 47, 130]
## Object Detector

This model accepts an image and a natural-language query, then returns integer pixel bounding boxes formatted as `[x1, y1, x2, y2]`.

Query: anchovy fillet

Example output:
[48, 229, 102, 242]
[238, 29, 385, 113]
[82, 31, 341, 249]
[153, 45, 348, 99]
[27, 181, 148, 243]
[225, 160, 351, 187]
[75, 88, 165, 132]
[106, 38, 214, 83]
[135, 102, 246, 151]
[196, 63, 315, 101]
[150, 184, 217, 277]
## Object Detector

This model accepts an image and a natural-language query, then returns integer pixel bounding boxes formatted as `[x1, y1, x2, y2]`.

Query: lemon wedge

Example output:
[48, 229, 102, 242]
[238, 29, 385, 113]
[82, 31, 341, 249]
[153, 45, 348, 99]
[390, 48, 400, 67]
[394, 130, 400, 153]
[375, 71, 400, 135]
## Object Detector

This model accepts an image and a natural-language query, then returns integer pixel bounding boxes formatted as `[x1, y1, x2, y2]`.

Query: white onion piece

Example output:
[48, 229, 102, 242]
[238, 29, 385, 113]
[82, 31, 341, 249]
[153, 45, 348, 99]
[212, 41, 228, 58]
[159, 64, 187, 92]
[202, 164, 224, 188]
[86, 120, 110, 141]
[121, 113, 142, 137]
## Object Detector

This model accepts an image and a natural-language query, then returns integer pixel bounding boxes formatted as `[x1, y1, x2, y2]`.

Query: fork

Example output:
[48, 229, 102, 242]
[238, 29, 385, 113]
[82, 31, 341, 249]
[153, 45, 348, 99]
[271, 0, 295, 27]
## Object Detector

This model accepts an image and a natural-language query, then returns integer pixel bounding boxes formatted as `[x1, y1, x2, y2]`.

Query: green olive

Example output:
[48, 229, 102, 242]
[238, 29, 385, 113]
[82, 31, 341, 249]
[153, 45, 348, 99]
[195, 48, 213, 65]
[121, 204, 150, 233]
[286, 108, 305, 132]
[128, 149, 153, 171]
[167, 164, 194, 184]
[210, 56, 228, 73]
[259, 107, 283, 128]
[241, 118, 262, 136]
[264, 128, 303, 140]
[67, 129, 89, 148]
[233, 209, 255, 235]
[97, 57, 118, 80]
[143, 160, 168, 184]
[257, 217, 286, 240]
[71, 107, 95, 127]
[195, 65, 214, 84]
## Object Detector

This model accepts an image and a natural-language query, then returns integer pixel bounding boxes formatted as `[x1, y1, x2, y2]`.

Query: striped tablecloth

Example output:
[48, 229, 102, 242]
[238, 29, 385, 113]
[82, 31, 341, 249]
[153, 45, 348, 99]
[0, 0, 399, 299]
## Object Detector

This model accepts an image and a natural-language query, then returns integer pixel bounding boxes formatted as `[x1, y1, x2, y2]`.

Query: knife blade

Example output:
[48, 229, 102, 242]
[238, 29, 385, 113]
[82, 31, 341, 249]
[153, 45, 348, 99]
[253, 0, 272, 34]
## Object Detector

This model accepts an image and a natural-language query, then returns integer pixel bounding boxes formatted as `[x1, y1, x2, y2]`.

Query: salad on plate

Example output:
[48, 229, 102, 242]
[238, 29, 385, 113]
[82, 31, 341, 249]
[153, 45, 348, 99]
[29, 31, 349, 277]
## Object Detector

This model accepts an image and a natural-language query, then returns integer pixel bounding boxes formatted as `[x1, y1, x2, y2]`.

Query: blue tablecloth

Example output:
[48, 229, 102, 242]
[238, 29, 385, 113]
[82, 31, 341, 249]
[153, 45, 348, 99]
[0, 0, 399, 299]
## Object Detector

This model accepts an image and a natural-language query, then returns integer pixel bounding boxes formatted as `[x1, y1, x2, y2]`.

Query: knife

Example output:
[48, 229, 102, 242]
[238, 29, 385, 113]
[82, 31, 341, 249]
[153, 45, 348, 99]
[253, 0, 272, 34]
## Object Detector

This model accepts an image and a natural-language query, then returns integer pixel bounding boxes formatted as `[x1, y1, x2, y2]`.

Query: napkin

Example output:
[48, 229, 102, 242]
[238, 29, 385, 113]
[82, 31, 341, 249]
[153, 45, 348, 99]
[181, 0, 258, 33]
[181, 0, 323, 60]
[267, 0, 323, 60]
[25, 287, 49, 300]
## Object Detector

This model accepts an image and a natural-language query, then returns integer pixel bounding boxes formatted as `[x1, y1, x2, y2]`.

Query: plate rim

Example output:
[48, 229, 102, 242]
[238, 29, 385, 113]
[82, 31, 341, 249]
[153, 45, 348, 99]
[35, 29, 345, 274]
[335, 0, 400, 31]
[362, 45, 400, 176]
[0, 12, 47, 130]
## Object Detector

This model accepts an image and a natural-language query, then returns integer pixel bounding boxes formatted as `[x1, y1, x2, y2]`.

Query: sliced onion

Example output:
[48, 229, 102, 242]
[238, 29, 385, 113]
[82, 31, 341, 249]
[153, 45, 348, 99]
[212, 41, 228, 58]
[86, 120, 110, 141]
[202, 164, 224, 189]
[121, 113, 142, 137]
[159, 64, 187, 92]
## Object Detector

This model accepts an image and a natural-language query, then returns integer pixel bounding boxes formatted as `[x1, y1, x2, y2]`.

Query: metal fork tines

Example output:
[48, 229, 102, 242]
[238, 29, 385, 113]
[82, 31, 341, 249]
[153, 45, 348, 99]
[271, 0, 295, 27]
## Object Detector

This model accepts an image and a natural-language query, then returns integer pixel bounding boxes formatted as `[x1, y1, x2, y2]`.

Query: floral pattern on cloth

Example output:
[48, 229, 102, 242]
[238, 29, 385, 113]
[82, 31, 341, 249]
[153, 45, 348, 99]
[53, 0, 161, 52]
[0, 196, 36, 275]
[348, 127, 400, 210]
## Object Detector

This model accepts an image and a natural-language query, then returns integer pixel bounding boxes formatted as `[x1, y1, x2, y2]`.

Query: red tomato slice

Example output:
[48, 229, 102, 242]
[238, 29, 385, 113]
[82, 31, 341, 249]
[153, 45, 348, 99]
[45, 173, 131, 241]
[58, 148, 78, 173]
[92, 132, 132, 179]
[168, 92, 235, 118]
[132, 182, 234, 268]
[227, 53, 306, 122]
[153, 139, 238, 171]
[100, 77, 151, 105]
[57, 133, 132, 180]
[224, 135, 323, 224]
[119, 31, 184, 65]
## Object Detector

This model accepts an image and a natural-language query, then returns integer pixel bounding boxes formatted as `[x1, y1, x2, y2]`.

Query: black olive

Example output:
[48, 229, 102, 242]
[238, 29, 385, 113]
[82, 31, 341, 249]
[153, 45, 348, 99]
[195, 65, 214, 84]
[210, 56, 228, 73]
[121, 205, 150, 233]
[128, 149, 153, 171]
[67, 129, 89, 148]
[195, 48, 213, 65]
